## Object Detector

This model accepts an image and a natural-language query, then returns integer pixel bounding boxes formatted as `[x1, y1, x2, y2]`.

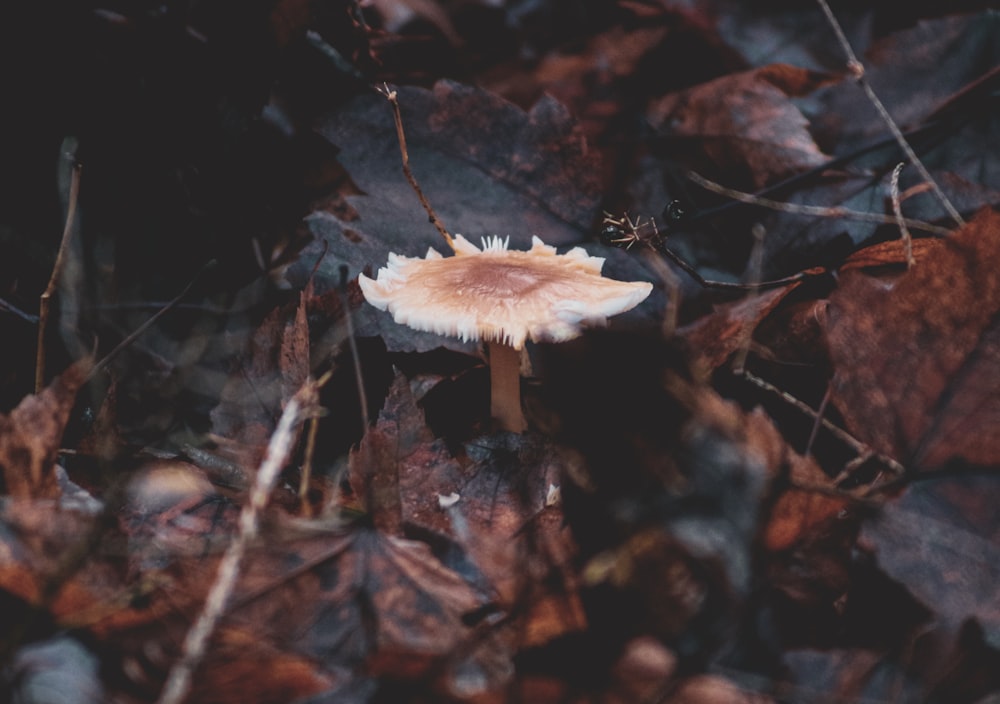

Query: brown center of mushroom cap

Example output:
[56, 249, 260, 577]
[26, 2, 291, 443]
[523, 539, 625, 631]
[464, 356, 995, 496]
[432, 254, 582, 298]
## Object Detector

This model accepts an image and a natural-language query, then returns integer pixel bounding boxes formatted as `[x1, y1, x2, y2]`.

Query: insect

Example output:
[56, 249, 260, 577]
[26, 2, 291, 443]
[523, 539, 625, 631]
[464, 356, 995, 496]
[600, 201, 686, 251]
[599, 201, 809, 291]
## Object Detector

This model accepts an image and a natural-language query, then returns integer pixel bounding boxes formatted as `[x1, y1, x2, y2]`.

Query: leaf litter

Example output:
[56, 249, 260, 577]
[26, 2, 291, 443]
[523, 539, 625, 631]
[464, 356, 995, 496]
[1, 2, 1000, 702]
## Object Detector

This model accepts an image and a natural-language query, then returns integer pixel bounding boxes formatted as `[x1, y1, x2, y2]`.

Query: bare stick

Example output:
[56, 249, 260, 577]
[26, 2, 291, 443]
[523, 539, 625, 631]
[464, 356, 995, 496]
[889, 163, 915, 269]
[378, 84, 456, 252]
[89, 262, 210, 379]
[741, 370, 905, 476]
[687, 171, 953, 237]
[815, 0, 964, 228]
[37, 161, 81, 392]
[157, 382, 316, 704]
[0, 298, 38, 324]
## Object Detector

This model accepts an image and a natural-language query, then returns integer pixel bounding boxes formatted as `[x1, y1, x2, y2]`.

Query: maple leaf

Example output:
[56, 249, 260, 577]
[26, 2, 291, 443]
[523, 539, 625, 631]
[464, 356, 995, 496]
[214, 522, 490, 697]
[825, 207, 1000, 469]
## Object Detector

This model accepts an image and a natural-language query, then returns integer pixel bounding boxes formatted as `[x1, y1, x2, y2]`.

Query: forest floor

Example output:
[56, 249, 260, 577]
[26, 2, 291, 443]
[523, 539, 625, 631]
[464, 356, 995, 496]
[0, 1, 999, 702]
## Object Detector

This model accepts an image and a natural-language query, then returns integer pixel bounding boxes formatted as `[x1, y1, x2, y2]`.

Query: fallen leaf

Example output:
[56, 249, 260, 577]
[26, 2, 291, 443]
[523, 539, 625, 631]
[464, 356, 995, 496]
[0, 359, 91, 500]
[678, 283, 801, 377]
[185, 627, 335, 704]
[761, 453, 851, 554]
[359, 371, 587, 648]
[861, 473, 1000, 642]
[825, 207, 1000, 469]
[348, 370, 457, 536]
[225, 523, 490, 691]
[647, 64, 834, 189]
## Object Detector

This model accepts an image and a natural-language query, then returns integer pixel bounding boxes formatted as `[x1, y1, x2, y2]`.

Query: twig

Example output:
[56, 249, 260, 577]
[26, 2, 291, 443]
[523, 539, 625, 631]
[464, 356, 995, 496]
[339, 265, 369, 430]
[377, 84, 456, 252]
[687, 171, 953, 237]
[815, 0, 965, 228]
[0, 298, 38, 324]
[37, 160, 81, 392]
[889, 163, 915, 269]
[157, 381, 317, 704]
[805, 384, 832, 457]
[89, 262, 212, 379]
[741, 370, 906, 476]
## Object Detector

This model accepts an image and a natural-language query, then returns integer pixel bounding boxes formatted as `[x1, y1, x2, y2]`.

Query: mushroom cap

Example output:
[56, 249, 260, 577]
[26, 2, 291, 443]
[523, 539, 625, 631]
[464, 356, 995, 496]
[358, 235, 653, 349]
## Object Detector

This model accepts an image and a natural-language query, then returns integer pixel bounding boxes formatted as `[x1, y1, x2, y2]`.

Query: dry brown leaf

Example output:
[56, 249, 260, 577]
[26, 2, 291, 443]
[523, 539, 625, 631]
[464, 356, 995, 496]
[0, 359, 91, 500]
[358, 371, 587, 648]
[678, 283, 801, 377]
[825, 207, 1000, 469]
[647, 64, 833, 189]
[184, 626, 335, 704]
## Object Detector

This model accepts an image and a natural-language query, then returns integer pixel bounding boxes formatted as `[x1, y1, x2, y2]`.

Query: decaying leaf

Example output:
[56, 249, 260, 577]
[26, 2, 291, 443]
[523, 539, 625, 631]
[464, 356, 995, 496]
[355, 371, 586, 648]
[825, 207, 1000, 469]
[221, 522, 490, 694]
[678, 283, 801, 377]
[862, 473, 1000, 642]
[647, 64, 834, 189]
[0, 359, 91, 500]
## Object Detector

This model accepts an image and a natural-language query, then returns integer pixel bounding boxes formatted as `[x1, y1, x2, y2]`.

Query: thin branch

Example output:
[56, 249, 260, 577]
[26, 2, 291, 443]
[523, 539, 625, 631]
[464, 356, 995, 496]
[889, 162, 916, 269]
[815, 0, 965, 228]
[741, 370, 906, 477]
[0, 298, 38, 324]
[37, 160, 81, 392]
[687, 171, 953, 237]
[157, 381, 317, 704]
[89, 262, 212, 379]
[378, 84, 456, 252]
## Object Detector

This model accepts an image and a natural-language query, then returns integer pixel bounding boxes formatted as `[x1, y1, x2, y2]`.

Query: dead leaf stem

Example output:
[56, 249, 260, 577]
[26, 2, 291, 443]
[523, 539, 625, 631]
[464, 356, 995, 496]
[379, 84, 456, 252]
[687, 171, 953, 237]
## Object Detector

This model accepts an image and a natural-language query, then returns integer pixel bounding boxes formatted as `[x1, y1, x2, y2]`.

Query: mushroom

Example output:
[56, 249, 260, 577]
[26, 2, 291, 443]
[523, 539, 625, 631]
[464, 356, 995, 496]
[359, 235, 653, 432]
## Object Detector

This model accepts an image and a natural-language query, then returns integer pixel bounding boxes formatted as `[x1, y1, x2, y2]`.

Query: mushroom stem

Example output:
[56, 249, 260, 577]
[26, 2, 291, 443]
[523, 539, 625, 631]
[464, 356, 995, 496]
[488, 341, 527, 433]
